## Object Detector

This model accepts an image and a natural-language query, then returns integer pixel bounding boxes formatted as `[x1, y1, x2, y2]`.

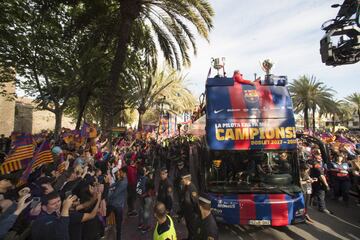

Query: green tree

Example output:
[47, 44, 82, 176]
[345, 92, 360, 127]
[79, 0, 214, 133]
[127, 67, 195, 130]
[0, 66, 16, 99]
[289, 75, 335, 130]
[0, 1, 116, 134]
[0, 1, 81, 136]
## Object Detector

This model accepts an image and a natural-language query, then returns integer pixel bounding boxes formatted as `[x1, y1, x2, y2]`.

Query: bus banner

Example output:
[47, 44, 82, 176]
[206, 118, 297, 150]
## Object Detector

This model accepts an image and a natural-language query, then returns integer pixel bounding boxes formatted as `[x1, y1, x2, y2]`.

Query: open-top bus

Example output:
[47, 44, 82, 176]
[189, 67, 306, 226]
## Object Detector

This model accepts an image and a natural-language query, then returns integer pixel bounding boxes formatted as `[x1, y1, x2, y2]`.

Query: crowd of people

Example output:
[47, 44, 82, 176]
[0, 128, 218, 240]
[298, 130, 360, 222]
[0, 126, 359, 239]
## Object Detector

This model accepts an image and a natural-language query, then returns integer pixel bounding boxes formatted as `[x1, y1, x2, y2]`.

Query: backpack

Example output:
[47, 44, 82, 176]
[136, 176, 147, 196]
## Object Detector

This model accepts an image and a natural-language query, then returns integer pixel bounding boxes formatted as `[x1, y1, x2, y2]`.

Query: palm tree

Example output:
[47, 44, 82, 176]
[322, 100, 354, 133]
[103, 0, 214, 132]
[127, 67, 195, 130]
[337, 101, 353, 126]
[345, 93, 360, 127]
[289, 75, 335, 130]
[309, 83, 335, 132]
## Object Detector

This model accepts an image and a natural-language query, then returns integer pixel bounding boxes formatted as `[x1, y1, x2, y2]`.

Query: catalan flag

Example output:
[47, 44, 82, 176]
[0, 134, 34, 175]
[32, 141, 54, 170]
[56, 152, 66, 174]
[18, 140, 53, 185]
[62, 131, 74, 144]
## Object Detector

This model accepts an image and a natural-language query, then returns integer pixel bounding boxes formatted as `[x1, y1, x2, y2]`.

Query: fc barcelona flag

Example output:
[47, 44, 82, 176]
[18, 140, 53, 185]
[32, 141, 54, 170]
[0, 134, 35, 175]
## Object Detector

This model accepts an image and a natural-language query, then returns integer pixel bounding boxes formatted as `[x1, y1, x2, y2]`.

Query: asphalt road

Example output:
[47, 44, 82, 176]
[104, 194, 360, 240]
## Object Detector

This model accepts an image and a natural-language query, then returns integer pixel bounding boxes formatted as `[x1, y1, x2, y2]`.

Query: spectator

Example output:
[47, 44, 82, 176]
[0, 175, 14, 197]
[0, 193, 31, 239]
[350, 154, 360, 205]
[31, 191, 76, 240]
[60, 167, 82, 199]
[310, 159, 331, 214]
[126, 160, 138, 217]
[137, 166, 155, 234]
[300, 163, 314, 223]
[329, 154, 351, 206]
[107, 166, 128, 240]
[69, 183, 102, 240]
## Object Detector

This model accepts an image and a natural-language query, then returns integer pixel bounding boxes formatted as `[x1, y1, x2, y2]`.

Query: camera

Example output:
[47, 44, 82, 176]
[320, 0, 360, 66]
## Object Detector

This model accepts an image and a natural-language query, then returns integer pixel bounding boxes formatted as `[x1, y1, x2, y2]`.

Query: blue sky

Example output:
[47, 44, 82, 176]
[184, 0, 359, 100]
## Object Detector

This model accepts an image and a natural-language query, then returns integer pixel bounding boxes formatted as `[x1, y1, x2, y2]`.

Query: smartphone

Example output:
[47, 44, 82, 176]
[30, 197, 41, 208]
[111, 166, 119, 175]
[65, 190, 72, 198]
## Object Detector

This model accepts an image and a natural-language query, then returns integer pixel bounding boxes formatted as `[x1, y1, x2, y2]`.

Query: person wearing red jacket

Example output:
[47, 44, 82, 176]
[127, 160, 138, 217]
[233, 70, 255, 85]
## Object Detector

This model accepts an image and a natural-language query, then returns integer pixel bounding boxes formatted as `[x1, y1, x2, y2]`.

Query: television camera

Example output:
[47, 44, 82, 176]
[320, 0, 360, 66]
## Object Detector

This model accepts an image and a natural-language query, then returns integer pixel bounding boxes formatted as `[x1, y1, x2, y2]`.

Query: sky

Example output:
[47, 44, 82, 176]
[183, 0, 359, 100]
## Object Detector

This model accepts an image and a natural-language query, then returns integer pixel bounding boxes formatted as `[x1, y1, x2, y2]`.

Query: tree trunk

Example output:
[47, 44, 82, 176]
[105, 0, 142, 136]
[312, 106, 316, 132]
[137, 107, 146, 131]
[332, 114, 336, 133]
[303, 106, 309, 130]
[54, 109, 63, 139]
[358, 108, 360, 128]
[75, 91, 91, 130]
[138, 112, 143, 131]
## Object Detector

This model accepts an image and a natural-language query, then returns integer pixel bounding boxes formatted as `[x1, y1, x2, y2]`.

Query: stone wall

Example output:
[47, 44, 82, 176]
[0, 93, 75, 135]
[15, 97, 76, 133]
[14, 102, 33, 133]
[0, 82, 15, 136]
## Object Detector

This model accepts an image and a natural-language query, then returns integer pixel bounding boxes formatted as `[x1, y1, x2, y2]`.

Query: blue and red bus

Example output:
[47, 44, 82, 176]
[190, 68, 306, 226]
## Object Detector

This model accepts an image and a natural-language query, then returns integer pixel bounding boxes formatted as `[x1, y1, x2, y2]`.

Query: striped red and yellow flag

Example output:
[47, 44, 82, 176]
[57, 161, 67, 174]
[0, 134, 35, 174]
[32, 141, 54, 170]
[0, 160, 22, 175]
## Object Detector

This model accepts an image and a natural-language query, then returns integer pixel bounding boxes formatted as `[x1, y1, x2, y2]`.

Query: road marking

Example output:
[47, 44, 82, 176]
[225, 225, 244, 240]
[234, 225, 246, 232]
[327, 214, 360, 230]
[287, 225, 318, 240]
[312, 220, 352, 240]
[348, 233, 360, 240]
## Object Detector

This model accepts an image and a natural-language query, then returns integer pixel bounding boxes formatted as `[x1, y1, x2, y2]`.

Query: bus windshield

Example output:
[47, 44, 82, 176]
[205, 150, 301, 193]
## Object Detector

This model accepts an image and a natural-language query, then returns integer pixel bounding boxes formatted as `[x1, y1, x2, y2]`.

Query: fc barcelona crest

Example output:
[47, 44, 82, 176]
[244, 89, 259, 102]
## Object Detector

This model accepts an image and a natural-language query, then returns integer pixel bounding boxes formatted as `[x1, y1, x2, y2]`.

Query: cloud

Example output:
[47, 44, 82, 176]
[185, 0, 360, 100]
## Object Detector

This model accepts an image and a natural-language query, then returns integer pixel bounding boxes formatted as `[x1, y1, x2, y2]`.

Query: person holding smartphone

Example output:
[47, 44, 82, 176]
[300, 162, 315, 223]
[31, 191, 76, 240]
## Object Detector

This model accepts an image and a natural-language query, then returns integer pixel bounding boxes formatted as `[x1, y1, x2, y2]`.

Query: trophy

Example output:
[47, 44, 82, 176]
[260, 59, 287, 86]
[261, 59, 274, 84]
[211, 57, 226, 76]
